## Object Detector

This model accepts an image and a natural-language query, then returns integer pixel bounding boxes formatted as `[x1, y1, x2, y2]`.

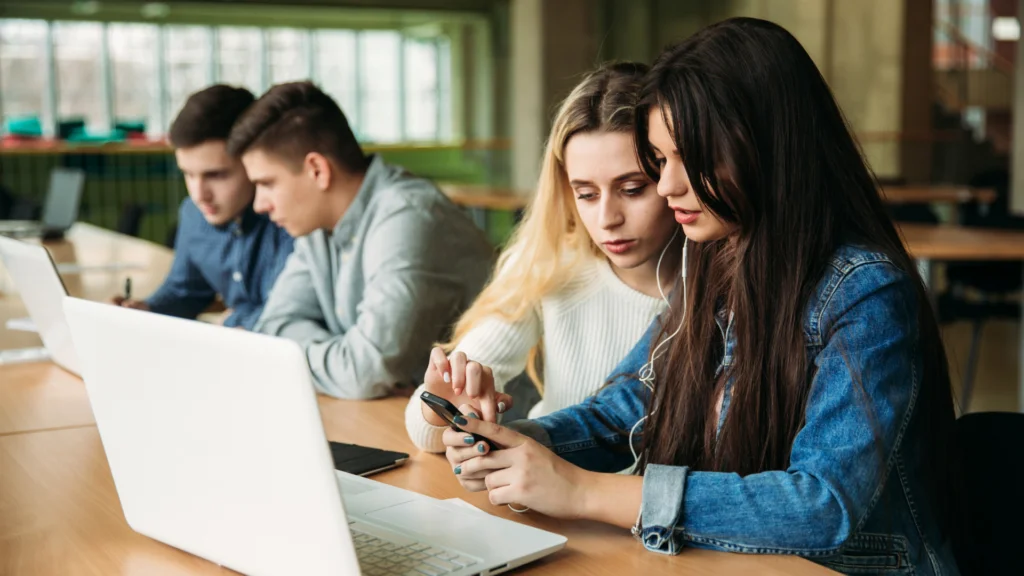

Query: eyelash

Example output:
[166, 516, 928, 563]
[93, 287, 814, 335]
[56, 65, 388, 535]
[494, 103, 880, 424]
[576, 185, 647, 201]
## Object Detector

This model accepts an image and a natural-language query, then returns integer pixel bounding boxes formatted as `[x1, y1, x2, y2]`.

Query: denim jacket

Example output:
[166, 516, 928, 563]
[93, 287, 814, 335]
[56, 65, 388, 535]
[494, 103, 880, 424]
[510, 246, 959, 575]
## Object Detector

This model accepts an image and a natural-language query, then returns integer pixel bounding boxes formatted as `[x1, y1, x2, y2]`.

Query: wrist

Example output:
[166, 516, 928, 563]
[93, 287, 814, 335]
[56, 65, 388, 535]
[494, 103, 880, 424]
[578, 471, 643, 529]
[574, 469, 606, 522]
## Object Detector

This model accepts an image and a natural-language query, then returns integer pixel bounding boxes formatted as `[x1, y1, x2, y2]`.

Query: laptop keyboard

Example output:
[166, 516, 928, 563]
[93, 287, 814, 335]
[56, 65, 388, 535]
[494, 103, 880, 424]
[352, 528, 479, 576]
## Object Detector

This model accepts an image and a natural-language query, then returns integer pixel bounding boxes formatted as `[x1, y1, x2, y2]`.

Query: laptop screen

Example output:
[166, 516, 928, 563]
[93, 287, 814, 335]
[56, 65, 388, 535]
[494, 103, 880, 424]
[41, 168, 85, 229]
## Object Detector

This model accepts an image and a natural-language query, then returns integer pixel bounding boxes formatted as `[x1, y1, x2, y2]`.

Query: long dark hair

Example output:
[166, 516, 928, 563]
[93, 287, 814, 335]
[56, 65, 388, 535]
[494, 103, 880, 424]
[633, 18, 956, 530]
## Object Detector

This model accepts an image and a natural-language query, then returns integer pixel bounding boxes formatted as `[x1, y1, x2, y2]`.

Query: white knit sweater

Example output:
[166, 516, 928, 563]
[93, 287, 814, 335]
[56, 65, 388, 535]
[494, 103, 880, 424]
[404, 257, 667, 452]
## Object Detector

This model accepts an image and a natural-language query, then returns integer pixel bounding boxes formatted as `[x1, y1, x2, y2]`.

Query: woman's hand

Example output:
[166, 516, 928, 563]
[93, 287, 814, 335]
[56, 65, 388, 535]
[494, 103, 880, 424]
[420, 347, 512, 425]
[442, 408, 594, 520]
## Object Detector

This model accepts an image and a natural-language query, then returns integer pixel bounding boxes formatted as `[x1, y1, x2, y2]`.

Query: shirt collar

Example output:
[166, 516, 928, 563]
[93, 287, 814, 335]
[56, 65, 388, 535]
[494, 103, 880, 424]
[224, 202, 258, 236]
[331, 154, 383, 242]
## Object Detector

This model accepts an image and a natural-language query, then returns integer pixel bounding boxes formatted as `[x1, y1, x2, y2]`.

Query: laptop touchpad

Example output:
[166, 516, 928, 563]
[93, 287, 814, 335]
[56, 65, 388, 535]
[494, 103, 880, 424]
[366, 500, 492, 540]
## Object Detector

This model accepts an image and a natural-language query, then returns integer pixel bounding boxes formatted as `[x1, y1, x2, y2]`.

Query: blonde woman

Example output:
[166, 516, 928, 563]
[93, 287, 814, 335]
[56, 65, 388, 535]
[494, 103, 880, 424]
[405, 62, 680, 451]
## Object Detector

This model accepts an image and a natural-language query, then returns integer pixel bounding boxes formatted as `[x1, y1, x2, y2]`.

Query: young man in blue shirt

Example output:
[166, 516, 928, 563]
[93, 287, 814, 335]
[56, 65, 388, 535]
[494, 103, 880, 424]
[112, 85, 294, 329]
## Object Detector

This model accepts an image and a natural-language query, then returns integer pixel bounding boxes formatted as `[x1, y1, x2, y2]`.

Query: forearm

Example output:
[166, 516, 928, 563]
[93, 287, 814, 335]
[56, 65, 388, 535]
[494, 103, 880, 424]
[579, 471, 642, 529]
[146, 289, 214, 319]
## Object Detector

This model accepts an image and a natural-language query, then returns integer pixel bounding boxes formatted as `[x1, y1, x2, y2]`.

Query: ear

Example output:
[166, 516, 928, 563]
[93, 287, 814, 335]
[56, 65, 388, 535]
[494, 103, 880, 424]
[303, 152, 333, 191]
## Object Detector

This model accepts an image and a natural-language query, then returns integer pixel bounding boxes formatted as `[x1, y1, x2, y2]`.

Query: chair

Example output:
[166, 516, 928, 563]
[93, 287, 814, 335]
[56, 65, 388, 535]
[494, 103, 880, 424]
[941, 169, 1023, 410]
[116, 203, 145, 238]
[952, 412, 1024, 575]
[165, 221, 179, 249]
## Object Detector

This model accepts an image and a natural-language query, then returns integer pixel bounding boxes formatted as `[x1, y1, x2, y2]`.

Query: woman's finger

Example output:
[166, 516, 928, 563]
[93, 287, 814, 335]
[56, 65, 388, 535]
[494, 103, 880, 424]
[464, 362, 485, 399]
[449, 352, 468, 395]
[450, 408, 528, 449]
[430, 347, 451, 384]
[457, 478, 487, 492]
[495, 393, 514, 415]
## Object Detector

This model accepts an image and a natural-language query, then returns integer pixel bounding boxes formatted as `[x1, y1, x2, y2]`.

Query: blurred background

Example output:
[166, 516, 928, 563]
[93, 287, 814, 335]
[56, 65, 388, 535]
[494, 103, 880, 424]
[1, 0, 1023, 412]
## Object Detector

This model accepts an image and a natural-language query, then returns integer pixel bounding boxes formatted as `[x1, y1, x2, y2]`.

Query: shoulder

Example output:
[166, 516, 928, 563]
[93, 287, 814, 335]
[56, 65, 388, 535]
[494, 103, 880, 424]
[173, 197, 208, 247]
[177, 197, 204, 226]
[371, 163, 447, 211]
[806, 245, 919, 345]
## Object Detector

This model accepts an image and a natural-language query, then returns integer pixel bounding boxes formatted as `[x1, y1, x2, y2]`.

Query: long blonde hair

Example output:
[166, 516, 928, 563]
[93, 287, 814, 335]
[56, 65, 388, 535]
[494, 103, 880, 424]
[445, 61, 651, 391]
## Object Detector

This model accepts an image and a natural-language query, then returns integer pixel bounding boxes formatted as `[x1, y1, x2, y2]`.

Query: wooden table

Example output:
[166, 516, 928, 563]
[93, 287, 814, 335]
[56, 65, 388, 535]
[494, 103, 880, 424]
[901, 223, 1024, 412]
[0, 224, 173, 436]
[439, 184, 530, 212]
[0, 396, 834, 576]
[882, 185, 996, 205]
[0, 226, 835, 575]
[439, 184, 529, 231]
[440, 184, 996, 213]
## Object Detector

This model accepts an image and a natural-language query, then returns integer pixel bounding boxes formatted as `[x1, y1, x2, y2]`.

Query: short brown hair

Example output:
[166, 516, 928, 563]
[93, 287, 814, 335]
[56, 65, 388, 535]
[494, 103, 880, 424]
[226, 81, 367, 174]
[168, 84, 255, 149]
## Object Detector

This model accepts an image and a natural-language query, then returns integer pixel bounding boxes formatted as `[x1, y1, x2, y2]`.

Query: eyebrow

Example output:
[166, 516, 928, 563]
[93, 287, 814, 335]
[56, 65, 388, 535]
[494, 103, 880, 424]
[569, 172, 648, 187]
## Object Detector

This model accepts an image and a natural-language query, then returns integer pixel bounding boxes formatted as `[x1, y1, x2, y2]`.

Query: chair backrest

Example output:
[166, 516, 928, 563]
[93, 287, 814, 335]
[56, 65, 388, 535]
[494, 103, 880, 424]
[117, 203, 145, 238]
[952, 412, 1024, 575]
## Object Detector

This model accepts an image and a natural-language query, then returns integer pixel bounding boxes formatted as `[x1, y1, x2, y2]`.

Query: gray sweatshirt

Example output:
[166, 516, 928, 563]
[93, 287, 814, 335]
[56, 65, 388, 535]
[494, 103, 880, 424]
[255, 155, 494, 399]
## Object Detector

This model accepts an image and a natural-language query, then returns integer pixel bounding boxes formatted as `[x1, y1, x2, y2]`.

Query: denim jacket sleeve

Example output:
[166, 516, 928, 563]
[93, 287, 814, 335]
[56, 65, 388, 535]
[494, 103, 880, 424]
[639, 261, 920, 556]
[508, 317, 658, 473]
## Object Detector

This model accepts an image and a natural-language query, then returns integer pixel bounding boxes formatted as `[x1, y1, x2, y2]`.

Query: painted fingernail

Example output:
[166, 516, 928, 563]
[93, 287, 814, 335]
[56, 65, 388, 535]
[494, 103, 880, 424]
[443, 372, 451, 383]
[467, 412, 479, 419]
[463, 436, 475, 444]
[454, 465, 461, 475]
[497, 401, 507, 413]
[477, 443, 487, 453]
[453, 415, 467, 426]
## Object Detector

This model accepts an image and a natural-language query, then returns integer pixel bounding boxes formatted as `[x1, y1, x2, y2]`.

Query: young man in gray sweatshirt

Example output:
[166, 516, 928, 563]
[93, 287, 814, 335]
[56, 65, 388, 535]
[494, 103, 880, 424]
[227, 81, 494, 400]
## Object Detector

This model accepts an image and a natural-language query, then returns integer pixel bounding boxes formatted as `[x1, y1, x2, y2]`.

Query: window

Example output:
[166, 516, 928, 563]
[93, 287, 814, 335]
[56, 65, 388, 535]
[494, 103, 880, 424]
[268, 28, 310, 84]
[109, 23, 158, 133]
[53, 22, 105, 131]
[0, 19, 48, 131]
[359, 31, 401, 143]
[315, 30, 359, 132]
[164, 26, 212, 120]
[404, 39, 439, 141]
[0, 19, 453, 143]
[217, 27, 263, 93]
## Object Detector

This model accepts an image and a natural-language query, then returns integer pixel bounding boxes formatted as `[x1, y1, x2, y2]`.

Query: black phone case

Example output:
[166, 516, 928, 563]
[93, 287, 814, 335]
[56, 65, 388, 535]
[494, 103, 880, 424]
[328, 441, 409, 476]
[419, 391, 498, 449]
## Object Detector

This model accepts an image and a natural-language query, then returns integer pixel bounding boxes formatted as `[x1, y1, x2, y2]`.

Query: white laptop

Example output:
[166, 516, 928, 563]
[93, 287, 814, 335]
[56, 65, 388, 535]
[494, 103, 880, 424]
[62, 297, 566, 576]
[0, 236, 80, 375]
[0, 167, 85, 238]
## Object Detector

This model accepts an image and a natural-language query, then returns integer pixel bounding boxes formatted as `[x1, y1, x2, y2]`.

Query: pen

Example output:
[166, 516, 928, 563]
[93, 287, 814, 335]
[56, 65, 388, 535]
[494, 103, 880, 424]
[124, 277, 132, 301]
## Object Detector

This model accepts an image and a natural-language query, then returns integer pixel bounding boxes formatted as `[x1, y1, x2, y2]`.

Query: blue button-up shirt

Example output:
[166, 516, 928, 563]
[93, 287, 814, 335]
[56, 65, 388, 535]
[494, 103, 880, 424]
[146, 198, 294, 329]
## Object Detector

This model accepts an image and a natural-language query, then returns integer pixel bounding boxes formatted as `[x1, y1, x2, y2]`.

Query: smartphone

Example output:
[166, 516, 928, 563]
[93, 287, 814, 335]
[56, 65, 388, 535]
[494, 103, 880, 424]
[328, 441, 408, 476]
[420, 391, 497, 450]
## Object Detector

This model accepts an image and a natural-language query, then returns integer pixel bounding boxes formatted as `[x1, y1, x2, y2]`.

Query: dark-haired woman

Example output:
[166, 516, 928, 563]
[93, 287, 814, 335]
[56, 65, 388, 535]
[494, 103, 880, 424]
[441, 18, 959, 576]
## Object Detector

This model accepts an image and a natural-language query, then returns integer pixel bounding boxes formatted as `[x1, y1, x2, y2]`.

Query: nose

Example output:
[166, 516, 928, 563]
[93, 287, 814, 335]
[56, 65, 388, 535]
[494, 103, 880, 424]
[252, 187, 272, 214]
[195, 178, 215, 204]
[597, 192, 625, 230]
[656, 161, 688, 199]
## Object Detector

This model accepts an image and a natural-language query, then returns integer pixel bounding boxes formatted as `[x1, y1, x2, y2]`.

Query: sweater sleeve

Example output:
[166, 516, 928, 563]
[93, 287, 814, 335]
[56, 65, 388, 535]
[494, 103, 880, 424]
[404, 307, 542, 452]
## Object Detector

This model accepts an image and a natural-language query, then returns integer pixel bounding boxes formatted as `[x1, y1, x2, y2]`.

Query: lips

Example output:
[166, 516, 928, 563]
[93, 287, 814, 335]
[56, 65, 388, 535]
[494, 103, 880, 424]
[673, 208, 700, 225]
[602, 239, 637, 254]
